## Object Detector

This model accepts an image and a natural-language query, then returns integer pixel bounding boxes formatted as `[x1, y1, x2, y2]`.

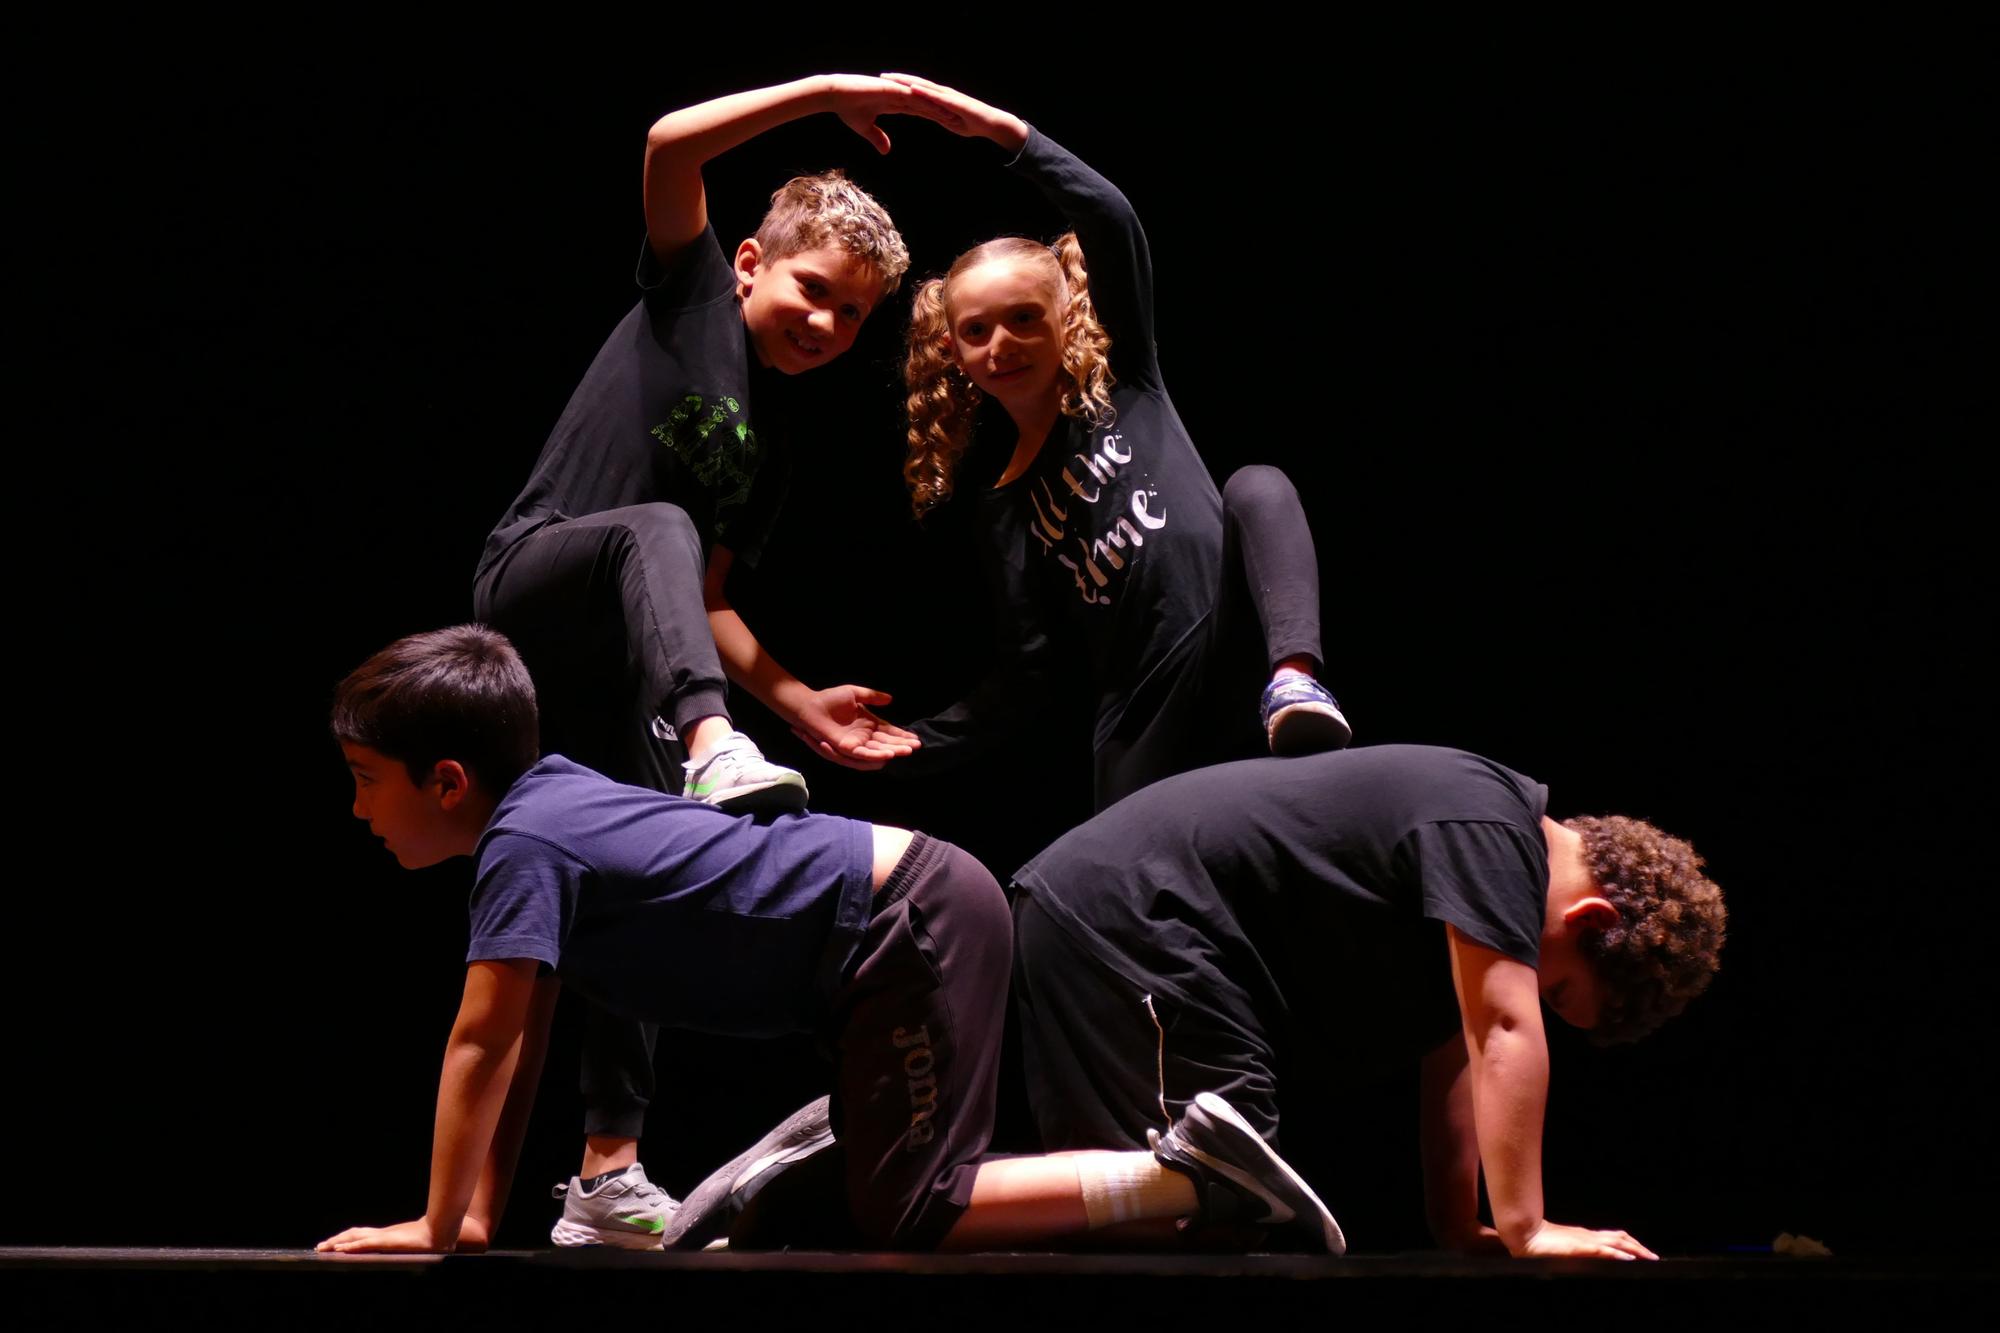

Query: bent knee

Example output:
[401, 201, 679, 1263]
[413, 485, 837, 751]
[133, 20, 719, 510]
[610, 502, 701, 546]
[1223, 464, 1299, 512]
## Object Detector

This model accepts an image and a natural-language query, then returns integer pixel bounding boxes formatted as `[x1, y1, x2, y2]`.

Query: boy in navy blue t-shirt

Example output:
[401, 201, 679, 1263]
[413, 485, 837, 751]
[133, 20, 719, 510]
[315, 626, 1348, 1254]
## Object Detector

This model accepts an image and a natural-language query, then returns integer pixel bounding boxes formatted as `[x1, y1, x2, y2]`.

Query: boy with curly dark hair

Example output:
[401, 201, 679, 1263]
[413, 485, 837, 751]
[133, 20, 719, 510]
[1009, 745, 1726, 1259]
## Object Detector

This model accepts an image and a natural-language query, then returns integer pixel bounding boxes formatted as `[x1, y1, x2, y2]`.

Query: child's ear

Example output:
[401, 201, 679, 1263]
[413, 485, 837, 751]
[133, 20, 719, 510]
[432, 759, 472, 811]
[733, 238, 764, 296]
[1565, 896, 1620, 934]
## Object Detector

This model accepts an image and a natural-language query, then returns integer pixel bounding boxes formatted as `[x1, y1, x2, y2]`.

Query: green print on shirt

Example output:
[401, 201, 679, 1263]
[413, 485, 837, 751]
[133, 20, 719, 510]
[651, 393, 762, 528]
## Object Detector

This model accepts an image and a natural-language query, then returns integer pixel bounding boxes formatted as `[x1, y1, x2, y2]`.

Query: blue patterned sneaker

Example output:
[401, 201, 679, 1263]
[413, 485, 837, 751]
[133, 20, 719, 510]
[661, 1095, 837, 1251]
[549, 1163, 677, 1250]
[682, 729, 809, 813]
[1260, 675, 1352, 756]
[1149, 1091, 1347, 1254]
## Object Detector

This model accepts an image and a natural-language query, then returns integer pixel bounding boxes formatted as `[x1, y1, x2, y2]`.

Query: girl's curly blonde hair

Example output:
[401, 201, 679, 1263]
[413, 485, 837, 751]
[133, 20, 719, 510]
[903, 233, 1115, 517]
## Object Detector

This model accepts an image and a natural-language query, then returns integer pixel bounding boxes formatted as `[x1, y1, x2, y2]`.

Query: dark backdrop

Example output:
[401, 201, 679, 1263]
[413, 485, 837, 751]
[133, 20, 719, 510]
[18, 28, 1985, 1258]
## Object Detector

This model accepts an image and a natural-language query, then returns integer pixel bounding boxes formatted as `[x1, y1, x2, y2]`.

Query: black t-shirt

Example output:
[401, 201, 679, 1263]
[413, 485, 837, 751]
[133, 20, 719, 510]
[1012, 745, 1551, 1070]
[909, 129, 1225, 761]
[478, 228, 791, 577]
[467, 756, 876, 1037]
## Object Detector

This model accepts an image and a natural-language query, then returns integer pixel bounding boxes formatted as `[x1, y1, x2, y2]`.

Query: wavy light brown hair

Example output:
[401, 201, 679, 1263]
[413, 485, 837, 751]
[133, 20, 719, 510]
[756, 170, 910, 300]
[1563, 815, 1727, 1045]
[903, 233, 1115, 516]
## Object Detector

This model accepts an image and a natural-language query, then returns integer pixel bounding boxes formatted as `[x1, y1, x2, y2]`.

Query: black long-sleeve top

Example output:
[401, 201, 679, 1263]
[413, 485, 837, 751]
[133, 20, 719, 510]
[909, 128, 1225, 766]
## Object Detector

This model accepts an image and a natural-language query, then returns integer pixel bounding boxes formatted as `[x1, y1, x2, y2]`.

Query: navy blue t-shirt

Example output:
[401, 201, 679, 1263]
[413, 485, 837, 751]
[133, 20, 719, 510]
[466, 757, 876, 1037]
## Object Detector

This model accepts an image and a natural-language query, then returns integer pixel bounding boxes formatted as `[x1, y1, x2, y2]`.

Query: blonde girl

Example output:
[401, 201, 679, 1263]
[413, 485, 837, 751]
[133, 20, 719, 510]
[890, 75, 1351, 810]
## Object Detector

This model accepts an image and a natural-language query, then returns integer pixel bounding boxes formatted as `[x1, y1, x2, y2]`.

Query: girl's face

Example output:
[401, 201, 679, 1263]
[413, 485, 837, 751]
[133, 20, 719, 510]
[945, 258, 1064, 414]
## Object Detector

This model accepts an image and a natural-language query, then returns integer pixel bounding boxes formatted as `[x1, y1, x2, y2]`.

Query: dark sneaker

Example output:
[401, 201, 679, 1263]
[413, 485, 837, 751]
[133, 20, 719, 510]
[682, 729, 809, 813]
[549, 1163, 676, 1250]
[1259, 676, 1352, 756]
[1149, 1091, 1346, 1254]
[661, 1096, 837, 1251]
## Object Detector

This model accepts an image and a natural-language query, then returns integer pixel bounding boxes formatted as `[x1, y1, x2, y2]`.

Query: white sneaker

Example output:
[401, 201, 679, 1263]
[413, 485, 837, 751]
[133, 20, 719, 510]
[549, 1163, 677, 1250]
[660, 1096, 835, 1251]
[681, 730, 809, 813]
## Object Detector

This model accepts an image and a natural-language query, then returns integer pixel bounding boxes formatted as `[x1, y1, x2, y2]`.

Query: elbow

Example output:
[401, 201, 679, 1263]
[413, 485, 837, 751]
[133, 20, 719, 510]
[446, 1021, 518, 1064]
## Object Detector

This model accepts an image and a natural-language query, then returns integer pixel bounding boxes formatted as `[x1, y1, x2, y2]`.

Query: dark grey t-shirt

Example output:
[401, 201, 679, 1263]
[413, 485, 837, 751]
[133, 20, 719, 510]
[466, 757, 875, 1037]
[1012, 745, 1551, 1065]
[479, 227, 790, 577]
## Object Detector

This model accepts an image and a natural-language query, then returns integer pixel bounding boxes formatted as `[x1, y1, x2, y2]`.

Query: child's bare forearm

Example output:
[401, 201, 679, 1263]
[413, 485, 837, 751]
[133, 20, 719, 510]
[644, 76, 913, 259]
[1419, 1035, 1489, 1247]
[465, 978, 560, 1236]
[1464, 1022, 1550, 1250]
[647, 78, 840, 172]
[423, 1031, 524, 1246]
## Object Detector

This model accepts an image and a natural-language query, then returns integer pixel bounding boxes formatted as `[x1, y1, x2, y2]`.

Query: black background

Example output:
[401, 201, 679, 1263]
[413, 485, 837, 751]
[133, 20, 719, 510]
[18, 25, 1986, 1258]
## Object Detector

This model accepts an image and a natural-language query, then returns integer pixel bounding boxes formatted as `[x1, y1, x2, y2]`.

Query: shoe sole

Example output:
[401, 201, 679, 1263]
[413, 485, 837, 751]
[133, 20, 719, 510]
[1266, 703, 1353, 757]
[1183, 1091, 1347, 1255]
[696, 775, 811, 815]
[660, 1095, 835, 1250]
[549, 1216, 671, 1250]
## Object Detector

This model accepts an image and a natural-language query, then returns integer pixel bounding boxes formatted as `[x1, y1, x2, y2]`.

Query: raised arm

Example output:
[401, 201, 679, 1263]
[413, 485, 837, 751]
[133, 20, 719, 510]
[643, 76, 918, 266]
[884, 74, 1160, 388]
[1445, 926, 1657, 1261]
[317, 960, 544, 1254]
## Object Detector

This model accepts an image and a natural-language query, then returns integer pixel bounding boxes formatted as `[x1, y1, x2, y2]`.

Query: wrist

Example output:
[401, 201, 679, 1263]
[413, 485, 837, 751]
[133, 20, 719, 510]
[769, 677, 816, 721]
[1499, 1216, 1545, 1255]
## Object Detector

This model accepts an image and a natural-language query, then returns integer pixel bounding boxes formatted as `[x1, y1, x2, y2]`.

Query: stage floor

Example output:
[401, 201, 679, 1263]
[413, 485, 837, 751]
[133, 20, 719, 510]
[5, 1247, 1991, 1326]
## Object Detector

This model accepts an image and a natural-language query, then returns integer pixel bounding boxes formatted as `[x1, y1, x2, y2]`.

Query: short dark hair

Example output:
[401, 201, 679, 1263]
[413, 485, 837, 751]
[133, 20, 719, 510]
[1564, 815, 1727, 1045]
[330, 625, 539, 794]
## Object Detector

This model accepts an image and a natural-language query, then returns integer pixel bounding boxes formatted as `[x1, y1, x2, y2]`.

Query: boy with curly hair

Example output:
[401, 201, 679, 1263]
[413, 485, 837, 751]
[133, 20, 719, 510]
[1009, 745, 1726, 1258]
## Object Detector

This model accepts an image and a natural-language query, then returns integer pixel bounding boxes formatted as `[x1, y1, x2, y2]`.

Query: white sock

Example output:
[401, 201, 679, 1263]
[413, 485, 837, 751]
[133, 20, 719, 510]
[1075, 1152, 1198, 1230]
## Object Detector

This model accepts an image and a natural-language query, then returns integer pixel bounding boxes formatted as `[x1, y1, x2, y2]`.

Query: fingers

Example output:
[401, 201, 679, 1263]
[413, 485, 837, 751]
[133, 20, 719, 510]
[1607, 1231, 1658, 1261]
[841, 116, 892, 154]
[844, 727, 917, 757]
[794, 728, 886, 771]
[852, 687, 894, 706]
[880, 72, 952, 95]
[878, 73, 976, 132]
[316, 1228, 379, 1253]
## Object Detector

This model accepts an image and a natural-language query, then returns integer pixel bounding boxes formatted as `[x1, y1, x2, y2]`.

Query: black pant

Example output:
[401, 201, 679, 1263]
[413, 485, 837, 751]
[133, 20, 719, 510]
[473, 503, 731, 1139]
[1012, 890, 1282, 1151]
[1093, 465, 1326, 808]
[830, 835, 1012, 1249]
[473, 503, 731, 791]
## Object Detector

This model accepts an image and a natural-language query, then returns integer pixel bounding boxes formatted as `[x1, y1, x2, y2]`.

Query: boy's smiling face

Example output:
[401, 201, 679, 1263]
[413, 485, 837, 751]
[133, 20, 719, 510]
[735, 240, 881, 374]
[342, 742, 460, 870]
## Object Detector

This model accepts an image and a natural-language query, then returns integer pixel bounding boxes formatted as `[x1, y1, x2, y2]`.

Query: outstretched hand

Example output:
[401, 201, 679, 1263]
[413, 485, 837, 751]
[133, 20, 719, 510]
[316, 1215, 481, 1255]
[791, 685, 922, 772]
[819, 75, 925, 155]
[878, 74, 1030, 154]
[1516, 1221, 1659, 1261]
